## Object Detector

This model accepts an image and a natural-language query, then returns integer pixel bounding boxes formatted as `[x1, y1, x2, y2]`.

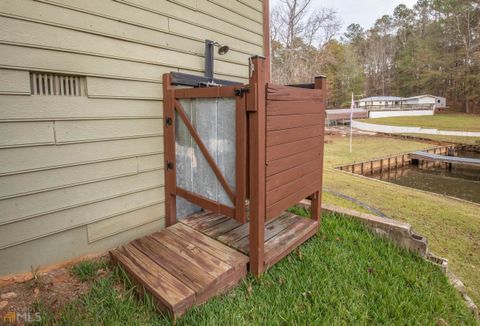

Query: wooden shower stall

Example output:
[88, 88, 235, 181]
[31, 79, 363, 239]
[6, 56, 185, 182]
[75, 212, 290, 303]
[111, 56, 327, 316]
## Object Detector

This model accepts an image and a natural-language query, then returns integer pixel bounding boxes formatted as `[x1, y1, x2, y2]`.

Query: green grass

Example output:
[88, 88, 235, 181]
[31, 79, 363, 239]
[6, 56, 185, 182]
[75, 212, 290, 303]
[360, 113, 480, 132]
[37, 214, 476, 325]
[400, 133, 480, 145]
[323, 135, 480, 304]
[70, 259, 107, 282]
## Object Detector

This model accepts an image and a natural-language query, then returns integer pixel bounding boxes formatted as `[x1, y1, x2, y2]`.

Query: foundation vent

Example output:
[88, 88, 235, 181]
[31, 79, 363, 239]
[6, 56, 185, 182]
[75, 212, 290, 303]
[30, 72, 85, 96]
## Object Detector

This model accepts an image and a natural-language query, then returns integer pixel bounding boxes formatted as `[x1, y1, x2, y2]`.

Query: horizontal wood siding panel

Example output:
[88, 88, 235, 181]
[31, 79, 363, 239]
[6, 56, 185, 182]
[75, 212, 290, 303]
[238, 0, 263, 12]
[55, 119, 163, 143]
[0, 69, 30, 95]
[86, 78, 162, 100]
[0, 137, 163, 175]
[267, 137, 323, 161]
[267, 84, 324, 101]
[266, 181, 319, 220]
[0, 187, 165, 249]
[0, 121, 54, 148]
[0, 44, 171, 83]
[0, 158, 138, 199]
[0, 219, 165, 276]
[0, 96, 163, 121]
[0, 16, 248, 78]
[138, 154, 164, 172]
[87, 203, 165, 243]
[38, 0, 261, 57]
[169, 18, 262, 55]
[266, 100, 323, 116]
[266, 170, 322, 207]
[266, 147, 323, 177]
[266, 159, 323, 192]
[266, 124, 323, 147]
[266, 114, 324, 131]
[208, 0, 262, 22]
[0, 170, 164, 225]
[118, 0, 263, 43]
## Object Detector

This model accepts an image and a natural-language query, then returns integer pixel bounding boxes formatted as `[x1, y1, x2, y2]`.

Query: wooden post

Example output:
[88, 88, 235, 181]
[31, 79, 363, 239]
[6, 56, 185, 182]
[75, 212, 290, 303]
[311, 76, 327, 222]
[248, 56, 267, 276]
[162, 73, 177, 227]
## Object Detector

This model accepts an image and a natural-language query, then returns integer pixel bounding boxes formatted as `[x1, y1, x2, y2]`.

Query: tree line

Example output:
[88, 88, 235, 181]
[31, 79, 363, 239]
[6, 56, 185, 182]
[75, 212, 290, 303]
[271, 0, 480, 112]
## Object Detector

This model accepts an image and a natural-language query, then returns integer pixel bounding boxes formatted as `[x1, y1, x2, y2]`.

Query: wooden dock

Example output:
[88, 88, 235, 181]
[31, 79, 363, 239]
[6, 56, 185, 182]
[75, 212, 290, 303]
[410, 151, 480, 168]
[110, 211, 318, 318]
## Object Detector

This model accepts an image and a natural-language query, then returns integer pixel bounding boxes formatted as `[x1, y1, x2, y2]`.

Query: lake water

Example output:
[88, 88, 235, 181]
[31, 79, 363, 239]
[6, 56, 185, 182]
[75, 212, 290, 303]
[370, 151, 480, 204]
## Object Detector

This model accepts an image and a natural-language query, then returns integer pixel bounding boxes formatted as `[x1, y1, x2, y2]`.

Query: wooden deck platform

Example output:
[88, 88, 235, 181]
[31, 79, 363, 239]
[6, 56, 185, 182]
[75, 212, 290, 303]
[110, 211, 318, 318]
[180, 211, 318, 268]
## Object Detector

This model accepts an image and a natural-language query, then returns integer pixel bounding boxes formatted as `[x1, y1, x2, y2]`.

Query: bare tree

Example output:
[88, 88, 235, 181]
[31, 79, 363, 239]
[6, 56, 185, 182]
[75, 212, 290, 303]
[271, 0, 341, 84]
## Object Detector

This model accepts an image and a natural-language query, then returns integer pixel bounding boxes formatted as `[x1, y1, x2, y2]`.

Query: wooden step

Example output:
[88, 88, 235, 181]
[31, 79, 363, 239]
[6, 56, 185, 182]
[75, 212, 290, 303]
[110, 223, 248, 318]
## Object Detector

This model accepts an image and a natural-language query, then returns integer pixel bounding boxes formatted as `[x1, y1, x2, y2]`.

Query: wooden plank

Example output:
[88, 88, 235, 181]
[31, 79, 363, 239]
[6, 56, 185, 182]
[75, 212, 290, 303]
[174, 86, 237, 99]
[267, 84, 324, 101]
[216, 223, 250, 246]
[266, 170, 322, 207]
[266, 100, 323, 116]
[266, 114, 324, 131]
[232, 212, 295, 254]
[176, 187, 235, 219]
[182, 213, 229, 231]
[235, 92, 247, 223]
[264, 218, 318, 267]
[266, 147, 322, 177]
[266, 158, 322, 192]
[162, 73, 176, 227]
[247, 56, 266, 276]
[202, 218, 242, 238]
[267, 124, 323, 147]
[267, 137, 323, 161]
[132, 236, 214, 292]
[151, 230, 232, 278]
[168, 223, 248, 266]
[266, 181, 320, 220]
[110, 244, 195, 312]
[179, 211, 215, 227]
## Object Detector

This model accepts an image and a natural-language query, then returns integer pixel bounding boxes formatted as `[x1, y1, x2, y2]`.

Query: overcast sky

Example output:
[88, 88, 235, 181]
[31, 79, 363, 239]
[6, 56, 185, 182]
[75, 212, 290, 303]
[270, 0, 418, 33]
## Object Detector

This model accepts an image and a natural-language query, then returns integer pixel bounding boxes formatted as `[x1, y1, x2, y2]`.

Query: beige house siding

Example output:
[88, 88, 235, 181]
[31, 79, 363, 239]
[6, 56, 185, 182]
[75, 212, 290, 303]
[0, 0, 265, 275]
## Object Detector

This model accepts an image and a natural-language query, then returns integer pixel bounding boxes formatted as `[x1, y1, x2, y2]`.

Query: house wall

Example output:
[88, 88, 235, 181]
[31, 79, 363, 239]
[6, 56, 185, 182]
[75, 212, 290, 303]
[0, 0, 265, 276]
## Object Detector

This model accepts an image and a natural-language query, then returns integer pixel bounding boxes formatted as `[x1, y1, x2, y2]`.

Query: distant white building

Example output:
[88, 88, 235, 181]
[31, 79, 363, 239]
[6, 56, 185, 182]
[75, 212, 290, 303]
[356, 96, 404, 108]
[355, 94, 447, 118]
[403, 95, 447, 109]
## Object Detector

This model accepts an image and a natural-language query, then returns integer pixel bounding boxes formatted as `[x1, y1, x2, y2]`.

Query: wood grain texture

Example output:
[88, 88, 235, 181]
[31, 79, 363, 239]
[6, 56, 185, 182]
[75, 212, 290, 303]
[110, 222, 248, 317]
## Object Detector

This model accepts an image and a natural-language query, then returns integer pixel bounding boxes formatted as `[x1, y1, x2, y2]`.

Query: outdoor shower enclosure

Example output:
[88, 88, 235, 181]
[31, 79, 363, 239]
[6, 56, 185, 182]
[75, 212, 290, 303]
[162, 56, 326, 275]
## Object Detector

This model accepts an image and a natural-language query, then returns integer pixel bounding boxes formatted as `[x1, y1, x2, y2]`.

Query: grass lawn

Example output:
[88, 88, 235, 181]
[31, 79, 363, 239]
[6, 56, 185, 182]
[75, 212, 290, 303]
[400, 133, 480, 145]
[360, 113, 480, 132]
[37, 213, 476, 325]
[322, 134, 480, 304]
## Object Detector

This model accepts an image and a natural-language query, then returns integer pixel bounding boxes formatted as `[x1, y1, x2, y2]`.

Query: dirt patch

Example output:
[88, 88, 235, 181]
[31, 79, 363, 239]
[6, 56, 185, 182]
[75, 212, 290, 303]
[0, 258, 109, 323]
